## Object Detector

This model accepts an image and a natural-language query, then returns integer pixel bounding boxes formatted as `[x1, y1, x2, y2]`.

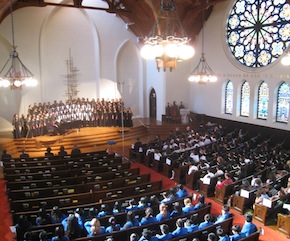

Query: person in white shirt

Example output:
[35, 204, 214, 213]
[200, 168, 215, 184]
[215, 166, 224, 177]
[188, 163, 199, 175]
[190, 150, 200, 163]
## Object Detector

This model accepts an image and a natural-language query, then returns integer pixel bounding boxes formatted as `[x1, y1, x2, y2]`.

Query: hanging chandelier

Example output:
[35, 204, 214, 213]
[140, 0, 195, 72]
[0, 0, 37, 89]
[281, 52, 290, 66]
[188, 11, 217, 84]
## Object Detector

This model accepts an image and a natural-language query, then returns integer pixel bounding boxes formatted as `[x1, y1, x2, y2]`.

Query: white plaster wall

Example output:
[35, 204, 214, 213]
[189, 0, 290, 131]
[0, 5, 142, 131]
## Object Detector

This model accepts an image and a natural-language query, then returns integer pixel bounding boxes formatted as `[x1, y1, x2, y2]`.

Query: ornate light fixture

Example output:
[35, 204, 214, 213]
[281, 51, 290, 66]
[140, 0, 195, 72]
[188, 11, 217, 84]
[0, 0, 37, 89]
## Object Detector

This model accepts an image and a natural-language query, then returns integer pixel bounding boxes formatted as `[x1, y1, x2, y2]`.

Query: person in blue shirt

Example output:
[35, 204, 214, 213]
[155, 224, 173, 241]
[51, 226, 69, 241]
[229, 224, 246, 241]
[155, 203, 170, 222]
[172, 218, 188, 237]
[184, 219, 198, 233]
[216, 228, 230, 241]
[140, 207, 158, 225]
[198, 214, 214, 229]
[215, 204, 232, 224]
[126, 198, 139, 212]
[170, 201, 184, 218]
[97, 204, 109, 218]
[138, 228, 158, 241]
[112, 201, 122, 215]
[160, 188, 177, 204]
[241, 214, 257, 237]
[176, 184, 189, 198]
[207, 232, 218, 241]
[105, 216, 121, 233]
[121, 211, 140, 230]
[138, 196, 149, 209]
[84, 218, 106, 236]
[50, 206, 67, 224]
[194, 194, 205, 210]
[182, 197, 195, 213]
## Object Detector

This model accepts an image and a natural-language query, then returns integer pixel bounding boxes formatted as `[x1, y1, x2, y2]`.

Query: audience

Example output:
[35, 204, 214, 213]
[172, 218, 188, 237]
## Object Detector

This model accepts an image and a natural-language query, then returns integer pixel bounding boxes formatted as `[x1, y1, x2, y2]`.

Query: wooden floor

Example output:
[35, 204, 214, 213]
[0, 118, 194, 159]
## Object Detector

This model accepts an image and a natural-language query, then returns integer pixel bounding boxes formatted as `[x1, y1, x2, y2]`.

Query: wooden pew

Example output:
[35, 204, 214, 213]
[7, 173, 151, 200]
[253, 197, 286, 225]
[4, 162, 131, 182]
[6, 167, 140, 190]
[277, 213, 290, 238]
[10, 179, 163, 213]
[13, 187, 172, 224]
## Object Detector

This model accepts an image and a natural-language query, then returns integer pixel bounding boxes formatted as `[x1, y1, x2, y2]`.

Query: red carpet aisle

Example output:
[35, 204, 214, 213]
[0, 179, 14, 241]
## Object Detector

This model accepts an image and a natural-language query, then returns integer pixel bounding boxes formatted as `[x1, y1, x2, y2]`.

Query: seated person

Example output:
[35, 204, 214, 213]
[20, 149, 29, 159]
[138, 196, 149, 209]
[126, 198, 138, 212]
[84, 218, 106, 236]
[215, 204, 232, 224]
[216, 172, 233, 189]
[229, 224, 246, 241]
[155, 203, 170, 222]
[200, 168, 215, 184]
[112, 201, 122, 215]
[105, 217, 121, 233]
[176, 184, 189, 198]
[97, 204, 109, 218]
[138, 228, 158, 241]
[241, 214, 257, 237]
[170, 202, 184, 218]
[50, 206, 67, 224]
[140, 207, 157, 225]
[51, 226, 69, 241]
[184, 219, 198, 233]
[71, 144, 81, 156]
[58, 145, 67, 156]
[216, 228, 230, 241]
[254, 188, 270, 207]
[207, 232, 217, 241]
[36, 208, 52, 226]
[155, 224, 173, 241]
[45, 147, 54, 157]
[160, 188, 177, 204]
[194, 194, 206, 210]
[182, 197, 195, 213]
[172, 218, 188, 237]
[121, 211, 139, 230]
[198, 214, 214, 229]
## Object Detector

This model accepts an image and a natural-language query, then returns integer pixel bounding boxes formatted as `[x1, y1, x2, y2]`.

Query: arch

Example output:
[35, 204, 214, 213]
[257, 81, 269, 120]
[276, 82, 290, 123]
[240, 81, 250, 117]
[225, 80, 233, 114]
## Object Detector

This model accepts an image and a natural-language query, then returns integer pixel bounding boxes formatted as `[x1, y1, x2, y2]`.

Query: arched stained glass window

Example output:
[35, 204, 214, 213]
[225, 81, 234, 114]
[276, 82, 290, 123]
[226, 0, 290, 68]
[257, 81, 269, 120]
[240, 81, 250, 117]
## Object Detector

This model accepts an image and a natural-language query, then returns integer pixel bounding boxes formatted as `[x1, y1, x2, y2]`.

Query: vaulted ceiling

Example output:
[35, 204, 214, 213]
[0, 0, 230, 42]
[1, 0, 290, 44]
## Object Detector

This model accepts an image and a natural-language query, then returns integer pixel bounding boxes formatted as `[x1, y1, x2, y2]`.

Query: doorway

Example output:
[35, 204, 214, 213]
[149, 88, 156, 119]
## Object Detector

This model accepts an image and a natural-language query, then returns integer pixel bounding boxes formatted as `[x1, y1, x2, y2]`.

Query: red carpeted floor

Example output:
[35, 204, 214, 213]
[0, 163, 289, 241]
